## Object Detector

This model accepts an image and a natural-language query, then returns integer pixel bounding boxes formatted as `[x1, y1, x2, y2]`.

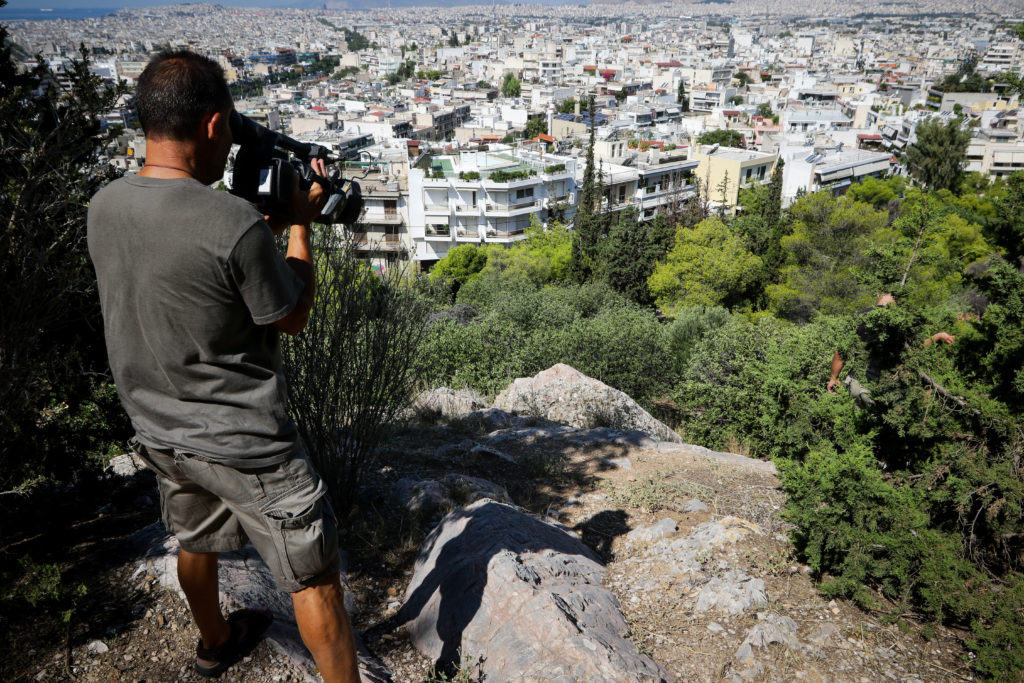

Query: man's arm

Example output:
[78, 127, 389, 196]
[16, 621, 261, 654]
[273, 159, 327, 336]
[827, 350, 844, 394]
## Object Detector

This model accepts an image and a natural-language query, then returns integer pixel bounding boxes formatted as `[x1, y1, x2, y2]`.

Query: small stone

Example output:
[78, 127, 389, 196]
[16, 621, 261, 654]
[87, 640, 109, 655]
[156, 614, 165, 628]
[707, 622, 725, 634]
[684, 498, 709, 513]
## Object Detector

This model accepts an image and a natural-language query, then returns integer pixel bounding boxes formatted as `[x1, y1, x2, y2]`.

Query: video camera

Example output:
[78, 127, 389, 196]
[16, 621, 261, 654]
[229, 110, 363, 225]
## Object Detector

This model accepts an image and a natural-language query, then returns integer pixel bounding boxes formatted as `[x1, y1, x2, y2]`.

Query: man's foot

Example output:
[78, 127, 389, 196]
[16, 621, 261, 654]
[195, 608, 273, 678]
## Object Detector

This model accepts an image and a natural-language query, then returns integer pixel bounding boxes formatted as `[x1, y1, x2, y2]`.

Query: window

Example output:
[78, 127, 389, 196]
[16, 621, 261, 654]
[515, 188, 534, 201]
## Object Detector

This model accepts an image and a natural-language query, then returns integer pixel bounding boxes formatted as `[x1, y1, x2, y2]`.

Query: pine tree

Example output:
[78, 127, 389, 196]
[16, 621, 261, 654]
[570, 96, 601, 282]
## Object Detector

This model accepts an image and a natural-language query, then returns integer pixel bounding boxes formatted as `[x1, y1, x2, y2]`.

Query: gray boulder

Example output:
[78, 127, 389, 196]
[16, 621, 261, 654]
[398, 499, 673, 682]
[493, 364, 682, 444]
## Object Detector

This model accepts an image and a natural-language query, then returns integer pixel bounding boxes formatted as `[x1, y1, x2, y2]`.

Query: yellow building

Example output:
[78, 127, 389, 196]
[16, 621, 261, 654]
[690, 144, 778, 213]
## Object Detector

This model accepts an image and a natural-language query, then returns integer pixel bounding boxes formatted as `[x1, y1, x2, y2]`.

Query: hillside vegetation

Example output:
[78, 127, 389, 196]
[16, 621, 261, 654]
[419, 173, 1024, 680]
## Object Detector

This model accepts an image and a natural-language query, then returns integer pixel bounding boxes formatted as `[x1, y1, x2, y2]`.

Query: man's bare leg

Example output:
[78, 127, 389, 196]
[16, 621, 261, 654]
[177, 549, 231, 655]
[292, 572, 359, 683]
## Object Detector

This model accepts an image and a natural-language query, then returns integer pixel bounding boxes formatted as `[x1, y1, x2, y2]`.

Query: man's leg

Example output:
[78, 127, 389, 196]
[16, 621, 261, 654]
[292, 572, 359, 683]
[177, 549, 231, 654]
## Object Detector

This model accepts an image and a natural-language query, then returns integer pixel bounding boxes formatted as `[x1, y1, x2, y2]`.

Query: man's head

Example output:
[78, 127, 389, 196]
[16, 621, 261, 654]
[136, 50, 233, 141]
[876, 293, 896, 307]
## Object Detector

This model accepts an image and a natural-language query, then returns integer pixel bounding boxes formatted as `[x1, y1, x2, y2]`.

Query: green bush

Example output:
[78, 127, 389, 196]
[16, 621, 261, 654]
[487, 168, 535, 183]
[458, 171, 480, 180]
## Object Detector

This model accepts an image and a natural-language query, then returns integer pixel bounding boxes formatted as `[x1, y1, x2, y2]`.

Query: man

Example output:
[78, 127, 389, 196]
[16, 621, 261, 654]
[827, 293, 955, 408]
[87, 51, 359, 682]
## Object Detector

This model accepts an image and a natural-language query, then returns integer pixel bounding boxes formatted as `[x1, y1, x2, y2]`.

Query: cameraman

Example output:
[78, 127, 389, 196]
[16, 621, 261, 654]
[87, 51, 358, 682]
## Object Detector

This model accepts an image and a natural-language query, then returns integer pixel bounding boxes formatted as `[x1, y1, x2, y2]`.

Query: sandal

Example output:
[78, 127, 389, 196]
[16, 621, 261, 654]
[194, 608, 274, 678]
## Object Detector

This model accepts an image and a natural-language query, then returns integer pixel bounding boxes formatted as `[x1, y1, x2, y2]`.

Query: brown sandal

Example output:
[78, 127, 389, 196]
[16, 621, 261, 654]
[194, 608, 273, 678]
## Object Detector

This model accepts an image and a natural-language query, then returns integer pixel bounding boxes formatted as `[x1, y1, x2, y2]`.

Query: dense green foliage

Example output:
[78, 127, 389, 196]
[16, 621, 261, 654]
[904, 117, 971, 191]
[1, 32, 130, 494]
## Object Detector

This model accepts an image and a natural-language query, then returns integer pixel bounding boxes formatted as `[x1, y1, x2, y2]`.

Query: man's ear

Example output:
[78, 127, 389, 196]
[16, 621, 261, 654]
[203, 111, 223, 141]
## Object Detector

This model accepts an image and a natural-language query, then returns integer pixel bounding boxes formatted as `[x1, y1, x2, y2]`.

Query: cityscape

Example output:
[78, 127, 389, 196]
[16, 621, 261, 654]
[7, 1, 1024, 274]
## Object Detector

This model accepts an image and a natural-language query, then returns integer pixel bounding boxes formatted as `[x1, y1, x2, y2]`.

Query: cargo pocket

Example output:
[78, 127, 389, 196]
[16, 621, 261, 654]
[265, 494, 339, 587]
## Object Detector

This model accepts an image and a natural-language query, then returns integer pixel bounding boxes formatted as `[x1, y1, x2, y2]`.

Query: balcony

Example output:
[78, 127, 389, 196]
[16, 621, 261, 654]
[485, 199, 541, 216]
[424, 203, 449, 214]
[454, 204, 481, 215]
[362, 212, 403, 225]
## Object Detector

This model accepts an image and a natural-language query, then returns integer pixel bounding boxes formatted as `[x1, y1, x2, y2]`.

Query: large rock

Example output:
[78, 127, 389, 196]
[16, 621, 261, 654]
[493, 364, 682, 444]
[397, 499, 673, 682]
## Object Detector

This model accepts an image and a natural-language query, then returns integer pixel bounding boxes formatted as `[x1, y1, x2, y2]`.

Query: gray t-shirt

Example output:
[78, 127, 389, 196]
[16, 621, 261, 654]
[87, 175, 304, 468]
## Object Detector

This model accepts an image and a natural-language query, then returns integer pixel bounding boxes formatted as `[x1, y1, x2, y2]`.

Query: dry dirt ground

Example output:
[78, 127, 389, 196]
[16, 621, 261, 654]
[4, 418, 977, 682]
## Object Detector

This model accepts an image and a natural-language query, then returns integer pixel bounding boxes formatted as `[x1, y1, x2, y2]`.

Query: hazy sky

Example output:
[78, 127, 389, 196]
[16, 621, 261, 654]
[3, 0, 294, 8]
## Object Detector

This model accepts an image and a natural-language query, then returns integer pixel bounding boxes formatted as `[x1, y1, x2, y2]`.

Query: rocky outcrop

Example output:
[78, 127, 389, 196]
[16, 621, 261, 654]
[397, 499, 673, 682]
[493, 364, 683, 443]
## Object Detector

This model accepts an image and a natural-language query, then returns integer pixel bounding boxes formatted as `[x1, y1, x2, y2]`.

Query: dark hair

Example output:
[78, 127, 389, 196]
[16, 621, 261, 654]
[135, 50, 232, 140]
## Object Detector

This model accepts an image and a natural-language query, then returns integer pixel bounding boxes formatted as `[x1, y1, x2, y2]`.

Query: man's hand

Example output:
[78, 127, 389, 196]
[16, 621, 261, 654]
[289, 158, 329, 226]
[925, 332, 956, 346]
[827, 377, 839, 394]
[265, 159, 329, 234]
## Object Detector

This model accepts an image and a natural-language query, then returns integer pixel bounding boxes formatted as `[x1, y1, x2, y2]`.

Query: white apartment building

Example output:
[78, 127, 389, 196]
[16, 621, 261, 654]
[406, 146, 579, 264]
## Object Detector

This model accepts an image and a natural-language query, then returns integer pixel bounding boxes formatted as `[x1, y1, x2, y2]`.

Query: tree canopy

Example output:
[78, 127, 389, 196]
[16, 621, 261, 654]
[903, 117, 970, 191]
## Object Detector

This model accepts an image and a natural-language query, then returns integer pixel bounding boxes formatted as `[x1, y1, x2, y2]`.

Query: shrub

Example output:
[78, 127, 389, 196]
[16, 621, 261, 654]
[282, 230, 429, 515]
[458, 170, 480, 180]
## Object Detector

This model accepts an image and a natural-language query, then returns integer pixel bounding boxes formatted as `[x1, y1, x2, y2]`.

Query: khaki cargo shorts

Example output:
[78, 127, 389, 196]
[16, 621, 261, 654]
[129, 437, 340, 593]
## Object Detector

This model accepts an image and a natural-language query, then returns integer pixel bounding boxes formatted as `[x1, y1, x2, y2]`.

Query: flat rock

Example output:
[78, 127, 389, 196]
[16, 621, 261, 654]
[392, 474, 511, 517]
[398, 499, 673, 682]
[626, 518, 679, 544]
[684, 498, 709, 513]
[695, 570, 767, 615]
[493, 364, 682, 444]
[408, 387, 488, 421]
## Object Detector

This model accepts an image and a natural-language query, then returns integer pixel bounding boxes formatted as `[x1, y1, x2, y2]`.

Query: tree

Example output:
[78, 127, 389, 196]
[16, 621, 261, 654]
[733, 71, 751, 87]
[903, 117, 970, 191]
[570, 96, 604, 282]
[991, 171, 1024, 264]
[524, 116, 547, 140]
[501, 72, 521, 98]
[677, 79, 689, 113]
[448, 33, 460, 47]
[1, 23, 131, 493]
[756, 102, 773, 118]
[598, 210, 674, 305]
[556, 98, 577, 114]
[648, 217, 764, 313]
[766, 192, 889, 321]
[697, 129, 745, 148]
[429, 243, 489, 295]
